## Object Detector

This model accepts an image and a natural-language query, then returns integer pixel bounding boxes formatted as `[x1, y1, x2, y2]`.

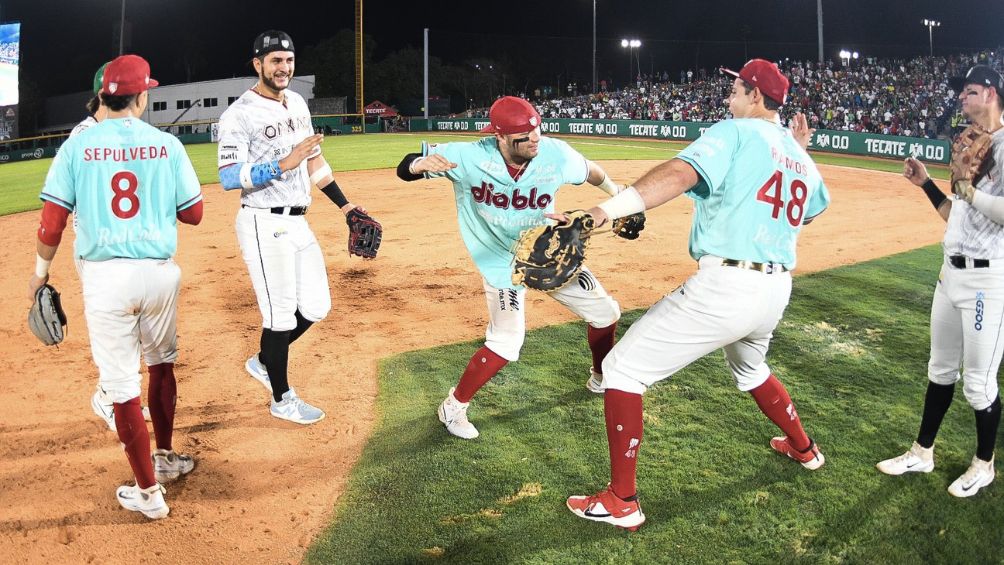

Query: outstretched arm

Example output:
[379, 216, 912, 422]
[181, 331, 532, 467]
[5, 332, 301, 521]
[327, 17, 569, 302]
[586, 158, 700, 227]
[308, 155, 366, 215]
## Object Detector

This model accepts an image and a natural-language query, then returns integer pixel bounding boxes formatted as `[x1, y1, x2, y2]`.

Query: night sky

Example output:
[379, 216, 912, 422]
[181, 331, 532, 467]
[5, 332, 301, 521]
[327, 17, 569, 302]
[3, 0, 1003, 97]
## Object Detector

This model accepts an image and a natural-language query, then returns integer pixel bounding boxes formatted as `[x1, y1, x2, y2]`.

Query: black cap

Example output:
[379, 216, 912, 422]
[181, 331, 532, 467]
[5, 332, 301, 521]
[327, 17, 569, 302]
[253, 30, 294, 58]
[949, 65, 1004, 93]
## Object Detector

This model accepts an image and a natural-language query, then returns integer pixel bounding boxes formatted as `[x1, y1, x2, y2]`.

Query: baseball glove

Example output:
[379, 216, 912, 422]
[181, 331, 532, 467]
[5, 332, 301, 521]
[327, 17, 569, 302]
[511, 210, 595, 291]
[346, 208, 382, 259]
[28, 283, 67, 346]
[612, 212, 646, 240]
[950, 124, 994, 203]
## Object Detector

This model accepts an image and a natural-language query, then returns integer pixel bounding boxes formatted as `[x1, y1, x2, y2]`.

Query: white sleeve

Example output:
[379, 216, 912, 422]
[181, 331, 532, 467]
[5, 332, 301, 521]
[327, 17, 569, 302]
[217, 111, 250, 169]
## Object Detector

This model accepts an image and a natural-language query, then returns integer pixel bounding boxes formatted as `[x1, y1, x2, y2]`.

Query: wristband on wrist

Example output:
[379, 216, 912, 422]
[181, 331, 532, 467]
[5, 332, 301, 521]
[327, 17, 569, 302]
[596, 175, 620, 196]
[35, 254, 51, 278]
[320, 180, 350, 208]
[597, 186, 646, 220]
[408, 156, 425, 175]
[920, 178, 947, 211]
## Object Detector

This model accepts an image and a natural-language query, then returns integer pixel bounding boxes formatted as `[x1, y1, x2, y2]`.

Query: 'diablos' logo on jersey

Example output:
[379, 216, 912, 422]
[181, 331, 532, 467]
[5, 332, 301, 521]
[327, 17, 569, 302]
[470, 182, 552, 211]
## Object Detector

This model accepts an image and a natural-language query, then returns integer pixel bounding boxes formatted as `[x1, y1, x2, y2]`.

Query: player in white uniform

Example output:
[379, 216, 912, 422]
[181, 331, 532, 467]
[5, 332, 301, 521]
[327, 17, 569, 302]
[563, 60, 829, 530]
[69, 62, 109, 138]
[877, 65, 1004, 497]
[30, 55, 203, 519]
[218, 30, 376, 425]
[396, 96, 625, 440]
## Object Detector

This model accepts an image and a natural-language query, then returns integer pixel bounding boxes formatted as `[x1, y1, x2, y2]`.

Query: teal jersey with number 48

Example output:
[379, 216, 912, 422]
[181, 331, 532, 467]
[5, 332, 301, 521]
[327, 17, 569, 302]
[676, 118, 829, 270]
[39, 117, 203, 261]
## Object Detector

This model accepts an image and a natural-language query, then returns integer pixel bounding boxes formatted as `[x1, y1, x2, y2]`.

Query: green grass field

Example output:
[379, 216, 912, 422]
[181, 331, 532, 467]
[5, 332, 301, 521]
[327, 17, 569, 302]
[0, 132, 946, 216]
[307, 246, 1003, 564]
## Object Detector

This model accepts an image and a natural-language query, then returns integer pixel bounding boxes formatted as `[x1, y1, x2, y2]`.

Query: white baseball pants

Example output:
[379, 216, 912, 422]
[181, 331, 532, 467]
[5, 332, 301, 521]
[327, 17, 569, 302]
[601, 255, 793, 395]
[483, 266, 621, 361]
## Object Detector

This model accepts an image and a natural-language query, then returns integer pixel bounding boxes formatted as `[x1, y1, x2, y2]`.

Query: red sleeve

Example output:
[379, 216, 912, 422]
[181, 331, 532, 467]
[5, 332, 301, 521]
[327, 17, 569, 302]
[38, 200, 71, 246]
[177, 199, 203, 225]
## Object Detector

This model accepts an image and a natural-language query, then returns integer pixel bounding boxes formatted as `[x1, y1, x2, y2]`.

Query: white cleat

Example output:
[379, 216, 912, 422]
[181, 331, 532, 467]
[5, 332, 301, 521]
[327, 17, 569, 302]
[586, 367, 604, 394]
[948, 456, 995, 498]
[876, 441, 935, 476]
[245, 354, 273, 392]
[152, 449, 196, 483]
[116, 483, 170, 520]
[438, 387, 479, 439]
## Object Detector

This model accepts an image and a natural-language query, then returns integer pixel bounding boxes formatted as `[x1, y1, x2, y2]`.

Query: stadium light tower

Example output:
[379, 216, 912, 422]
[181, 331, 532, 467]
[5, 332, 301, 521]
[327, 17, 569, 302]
[621, 38, 641, 85]
[592, 0, 597, 93]
[923, 19, 940, 57]
[838, 49, 857, 67]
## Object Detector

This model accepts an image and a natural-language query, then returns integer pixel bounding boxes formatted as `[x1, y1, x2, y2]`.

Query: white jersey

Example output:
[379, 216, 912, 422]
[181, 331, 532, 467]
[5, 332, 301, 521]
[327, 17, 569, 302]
[944, 128, 1004, 259]
[69, 116, 97, 138]
[217, 88, 315, 208]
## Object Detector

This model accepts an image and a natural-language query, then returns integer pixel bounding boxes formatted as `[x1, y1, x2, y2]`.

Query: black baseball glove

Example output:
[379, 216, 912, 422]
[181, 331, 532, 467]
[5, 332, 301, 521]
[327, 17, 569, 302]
[612, 212, 646, 240]
[346, 208, 382, 259]
[511, 210, 595, 291]
[28, 283, 67, 346]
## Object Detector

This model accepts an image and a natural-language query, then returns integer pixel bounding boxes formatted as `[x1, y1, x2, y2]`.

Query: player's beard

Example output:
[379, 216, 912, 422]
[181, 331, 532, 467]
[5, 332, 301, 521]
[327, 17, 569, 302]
[262, 71, 291, 93]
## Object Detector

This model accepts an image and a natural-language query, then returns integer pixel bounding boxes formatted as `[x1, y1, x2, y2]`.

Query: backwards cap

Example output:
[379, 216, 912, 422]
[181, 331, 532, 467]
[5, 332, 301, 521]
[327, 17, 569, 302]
[480, 96, 542, 135]
[254, 30, 295, 58]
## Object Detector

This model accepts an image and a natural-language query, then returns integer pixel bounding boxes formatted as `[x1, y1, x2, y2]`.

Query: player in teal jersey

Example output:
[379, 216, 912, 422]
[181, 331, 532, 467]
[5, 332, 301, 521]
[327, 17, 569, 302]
[29, 54, 203, 520]
[565, 59, 829, 530]
[397, 96, 627, 439]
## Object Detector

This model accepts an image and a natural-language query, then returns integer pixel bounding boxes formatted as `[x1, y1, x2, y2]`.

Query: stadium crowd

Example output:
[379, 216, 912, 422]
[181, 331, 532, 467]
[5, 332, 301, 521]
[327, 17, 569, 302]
[530, 51, 1004, 139]
[0, 41, 18, 65]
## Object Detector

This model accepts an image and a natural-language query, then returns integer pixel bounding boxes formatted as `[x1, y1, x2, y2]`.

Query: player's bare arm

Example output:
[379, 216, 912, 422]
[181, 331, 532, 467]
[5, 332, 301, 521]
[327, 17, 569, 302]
[589, 159, 699, 227]
[585, 160, 621, 196]
[904, 156, 951, 221]
[28, 200, 70, 299]
[307, 154, 367, 215]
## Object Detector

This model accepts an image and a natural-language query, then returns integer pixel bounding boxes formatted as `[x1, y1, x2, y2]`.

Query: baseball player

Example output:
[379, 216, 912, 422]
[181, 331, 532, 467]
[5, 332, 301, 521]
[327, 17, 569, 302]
[71, 60, 155, 432]
[29, 54, 203, 519]
[218, 30, 377, 425]
[562, 59, 829, 530]
[396, 96, 624, 439]
[70, 62, 109, 137]
[877, 64, 1004, 497]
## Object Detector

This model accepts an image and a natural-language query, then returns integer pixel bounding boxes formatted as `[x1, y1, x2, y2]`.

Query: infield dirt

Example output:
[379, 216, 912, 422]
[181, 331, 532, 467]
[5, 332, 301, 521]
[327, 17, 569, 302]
[0, 161, 943, 564]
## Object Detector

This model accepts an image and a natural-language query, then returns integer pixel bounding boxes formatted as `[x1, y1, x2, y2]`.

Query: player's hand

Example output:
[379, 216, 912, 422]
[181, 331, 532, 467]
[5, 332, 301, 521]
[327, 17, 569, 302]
[340, 203, 367, 216]
[903, 157, 929, 187]
[280, 134, 324, 172]
[788, 112, 815, 150]
[411, 154, 458, 174]
[546, 207, 610, 228]
[28, 273, 48, 302]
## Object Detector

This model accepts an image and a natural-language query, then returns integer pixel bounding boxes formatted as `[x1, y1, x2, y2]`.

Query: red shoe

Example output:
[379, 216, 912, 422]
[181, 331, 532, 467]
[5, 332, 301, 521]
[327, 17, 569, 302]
[566, 485, 645, 531]
[770, 436, 825, 470]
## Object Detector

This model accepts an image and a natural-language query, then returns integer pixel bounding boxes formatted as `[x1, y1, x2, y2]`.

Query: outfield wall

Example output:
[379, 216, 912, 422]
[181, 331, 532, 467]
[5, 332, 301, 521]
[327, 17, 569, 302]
[409, 118, 951, 164]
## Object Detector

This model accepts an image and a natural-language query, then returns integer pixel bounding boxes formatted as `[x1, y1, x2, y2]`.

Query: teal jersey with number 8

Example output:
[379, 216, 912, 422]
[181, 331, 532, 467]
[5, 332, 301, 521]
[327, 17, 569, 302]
[676, 118, 829, 270]
[39, 117, 203, 261]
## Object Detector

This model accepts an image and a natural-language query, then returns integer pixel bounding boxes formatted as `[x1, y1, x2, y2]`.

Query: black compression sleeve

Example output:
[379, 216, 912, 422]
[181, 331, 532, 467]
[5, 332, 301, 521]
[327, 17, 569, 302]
[921, 178, 948, 211]
[320, 180, 349, 208]
[397, 153, 424, 181]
